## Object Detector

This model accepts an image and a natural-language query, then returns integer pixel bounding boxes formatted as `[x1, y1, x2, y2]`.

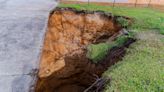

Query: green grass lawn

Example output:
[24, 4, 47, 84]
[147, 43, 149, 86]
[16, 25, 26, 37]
[86, 34, 132, 62]
[59, 4, 164, 34]
[58, 4, 164, 92]
[103, 31, 164, 92]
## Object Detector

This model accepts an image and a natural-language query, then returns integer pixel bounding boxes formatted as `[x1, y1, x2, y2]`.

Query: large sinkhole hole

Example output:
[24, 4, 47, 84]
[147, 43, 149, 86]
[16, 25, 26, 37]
[35, 8, 135, 92]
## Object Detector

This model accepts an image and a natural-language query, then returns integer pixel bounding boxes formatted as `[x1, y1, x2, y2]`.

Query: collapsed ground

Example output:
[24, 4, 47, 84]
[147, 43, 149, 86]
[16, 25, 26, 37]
[35, 3, 164, 92]
[59, 4, 164, 35]
[35, 8, 135, 92]
[56, 4, 164, 92]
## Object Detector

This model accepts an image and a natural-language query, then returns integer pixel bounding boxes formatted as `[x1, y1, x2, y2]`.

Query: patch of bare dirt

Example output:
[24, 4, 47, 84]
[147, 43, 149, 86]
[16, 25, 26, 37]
[35, 8, 135, 92]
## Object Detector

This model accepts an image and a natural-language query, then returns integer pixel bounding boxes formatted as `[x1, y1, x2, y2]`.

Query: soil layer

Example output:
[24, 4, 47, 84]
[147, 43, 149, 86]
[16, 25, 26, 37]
[35, 8, 134, 92]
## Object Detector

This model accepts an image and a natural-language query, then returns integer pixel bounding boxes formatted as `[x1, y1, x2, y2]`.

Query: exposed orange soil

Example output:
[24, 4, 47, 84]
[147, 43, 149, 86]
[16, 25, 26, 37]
[38, 8, 122, 78]
[35, 8, 135, 92]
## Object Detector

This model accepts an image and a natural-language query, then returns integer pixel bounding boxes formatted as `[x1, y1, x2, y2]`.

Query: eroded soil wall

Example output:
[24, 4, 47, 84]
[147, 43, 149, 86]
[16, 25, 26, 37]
[35, 8, 133, 92]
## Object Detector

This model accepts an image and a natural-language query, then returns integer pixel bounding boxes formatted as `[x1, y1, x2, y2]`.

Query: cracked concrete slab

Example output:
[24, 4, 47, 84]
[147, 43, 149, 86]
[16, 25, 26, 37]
[0, 0, 57, 91]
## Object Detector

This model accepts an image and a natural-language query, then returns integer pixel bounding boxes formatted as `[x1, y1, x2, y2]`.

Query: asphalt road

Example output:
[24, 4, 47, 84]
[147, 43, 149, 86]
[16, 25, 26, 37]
[0, 0, 57, 92]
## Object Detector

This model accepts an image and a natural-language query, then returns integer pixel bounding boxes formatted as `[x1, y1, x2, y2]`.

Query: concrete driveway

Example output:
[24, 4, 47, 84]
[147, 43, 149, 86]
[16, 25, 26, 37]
[0, 0, 57, 92]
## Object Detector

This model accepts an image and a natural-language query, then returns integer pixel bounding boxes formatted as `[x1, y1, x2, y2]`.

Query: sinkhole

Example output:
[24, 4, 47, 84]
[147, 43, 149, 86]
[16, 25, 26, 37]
[35, 8, 135, 92]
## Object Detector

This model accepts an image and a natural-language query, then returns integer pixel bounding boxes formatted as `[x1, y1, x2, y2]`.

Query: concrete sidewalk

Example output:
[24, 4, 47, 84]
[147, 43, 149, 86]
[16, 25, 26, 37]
[0, 0, 57, 92]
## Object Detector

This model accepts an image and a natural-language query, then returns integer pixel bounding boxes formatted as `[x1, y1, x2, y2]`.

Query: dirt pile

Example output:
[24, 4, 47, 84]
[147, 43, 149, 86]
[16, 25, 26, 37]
[35, 8, 134, 92]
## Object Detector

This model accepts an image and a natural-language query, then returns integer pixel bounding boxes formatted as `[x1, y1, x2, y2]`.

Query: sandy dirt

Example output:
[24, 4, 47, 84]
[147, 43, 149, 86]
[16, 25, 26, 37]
[35, 8, 135, 92]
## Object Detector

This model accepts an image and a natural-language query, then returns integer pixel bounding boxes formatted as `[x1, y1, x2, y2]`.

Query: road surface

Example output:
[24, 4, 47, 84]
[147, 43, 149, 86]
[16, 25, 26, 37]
[0, 0, 57, 92]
